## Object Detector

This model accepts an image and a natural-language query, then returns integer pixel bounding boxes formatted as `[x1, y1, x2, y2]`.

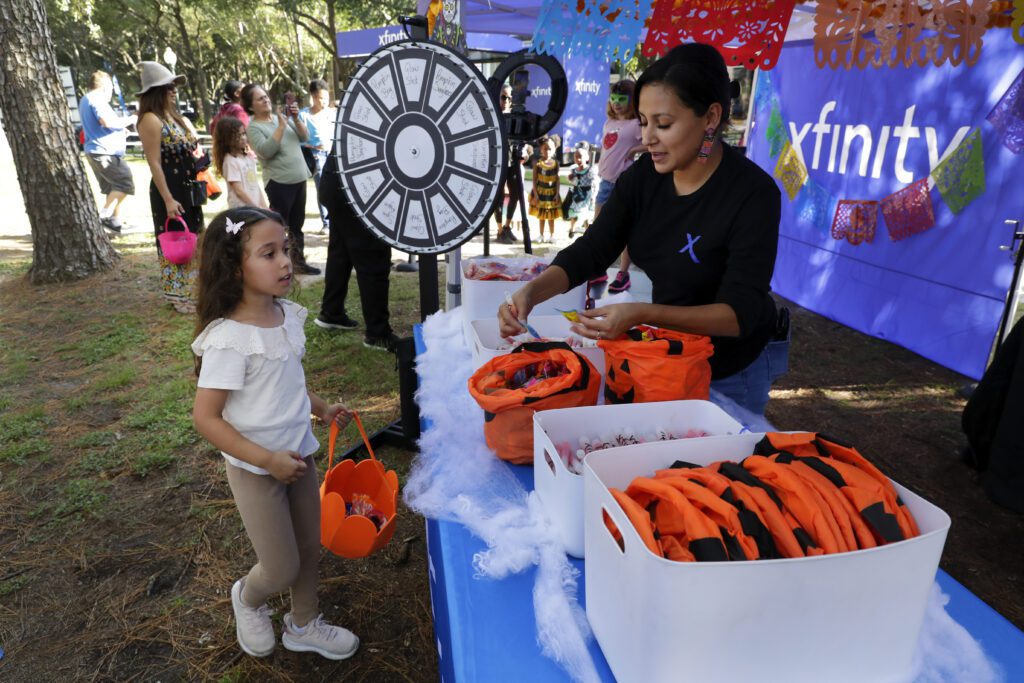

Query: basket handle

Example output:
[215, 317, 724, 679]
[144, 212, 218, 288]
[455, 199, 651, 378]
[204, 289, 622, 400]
[326, 410, 377, 471]
[163, 215, 189, 232]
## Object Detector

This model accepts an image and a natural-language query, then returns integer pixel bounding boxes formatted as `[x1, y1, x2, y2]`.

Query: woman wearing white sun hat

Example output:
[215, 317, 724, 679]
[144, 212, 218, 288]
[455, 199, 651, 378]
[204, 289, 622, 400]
[136, 60, 205, 314]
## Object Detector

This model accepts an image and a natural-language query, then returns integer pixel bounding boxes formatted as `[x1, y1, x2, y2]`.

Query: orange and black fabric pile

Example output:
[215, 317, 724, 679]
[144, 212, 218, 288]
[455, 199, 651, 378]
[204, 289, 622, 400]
[609, 432, 921, 562]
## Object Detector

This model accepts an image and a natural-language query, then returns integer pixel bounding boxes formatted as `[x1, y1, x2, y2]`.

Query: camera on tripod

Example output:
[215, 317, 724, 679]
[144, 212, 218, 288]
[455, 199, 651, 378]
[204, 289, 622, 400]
[489, 51, 566, 143]
[504, 68, 542, 141]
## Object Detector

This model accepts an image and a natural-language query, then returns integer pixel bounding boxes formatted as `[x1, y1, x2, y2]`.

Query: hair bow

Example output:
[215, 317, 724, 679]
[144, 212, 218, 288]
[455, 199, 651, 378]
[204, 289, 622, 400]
[225, 218, 245, 235]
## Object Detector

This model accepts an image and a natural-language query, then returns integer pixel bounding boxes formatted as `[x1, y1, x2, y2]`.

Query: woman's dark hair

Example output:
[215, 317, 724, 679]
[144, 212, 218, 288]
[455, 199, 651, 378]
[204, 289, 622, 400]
[212, 116, 246, 178]
[308, 78, 329, 95]
[137, 84, 187, 131]
[635, 43, 732, 136]
[193, 206, 287, 374]
[222, 79, 244, 102]
[606, 78, 637, 119]
[240, 83, 263, 115]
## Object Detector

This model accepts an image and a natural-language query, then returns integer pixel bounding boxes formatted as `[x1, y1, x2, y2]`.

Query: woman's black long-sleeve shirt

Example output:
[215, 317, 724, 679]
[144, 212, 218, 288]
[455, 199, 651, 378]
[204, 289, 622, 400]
[551, 143, 781, 379]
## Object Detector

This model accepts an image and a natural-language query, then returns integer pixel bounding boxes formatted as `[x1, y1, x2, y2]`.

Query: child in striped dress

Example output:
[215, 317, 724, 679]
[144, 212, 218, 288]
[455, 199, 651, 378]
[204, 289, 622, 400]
[529, 137, 562, 243]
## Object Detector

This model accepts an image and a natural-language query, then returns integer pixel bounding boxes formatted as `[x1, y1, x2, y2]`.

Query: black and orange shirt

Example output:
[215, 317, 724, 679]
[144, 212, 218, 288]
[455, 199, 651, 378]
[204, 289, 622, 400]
[551, 144, 781, 379]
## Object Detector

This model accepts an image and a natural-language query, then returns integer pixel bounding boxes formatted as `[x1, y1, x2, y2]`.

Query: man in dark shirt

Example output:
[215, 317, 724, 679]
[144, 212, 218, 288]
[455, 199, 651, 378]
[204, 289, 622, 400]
[314, 153, 399, 353]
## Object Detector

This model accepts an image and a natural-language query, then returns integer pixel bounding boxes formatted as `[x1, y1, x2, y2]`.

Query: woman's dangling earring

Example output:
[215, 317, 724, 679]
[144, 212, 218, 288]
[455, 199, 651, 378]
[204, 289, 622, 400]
[698, 126, 716, 163]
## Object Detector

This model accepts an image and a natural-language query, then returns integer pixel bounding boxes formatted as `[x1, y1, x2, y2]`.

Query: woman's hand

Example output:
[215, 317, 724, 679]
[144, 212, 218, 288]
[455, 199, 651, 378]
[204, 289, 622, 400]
[266, 450, 307, 484]
[571, 303, 643, 342]
[276, 111, 287, 128]
[287, 102, 300, 119]
[164, 197, 184, 217]
[321, 402, 353, 430]
[498, 288, 532, 337]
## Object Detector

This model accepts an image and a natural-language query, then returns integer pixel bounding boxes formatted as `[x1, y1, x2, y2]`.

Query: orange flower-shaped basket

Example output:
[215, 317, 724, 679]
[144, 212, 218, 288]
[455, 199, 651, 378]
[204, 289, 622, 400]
[320, 412, 399, 558]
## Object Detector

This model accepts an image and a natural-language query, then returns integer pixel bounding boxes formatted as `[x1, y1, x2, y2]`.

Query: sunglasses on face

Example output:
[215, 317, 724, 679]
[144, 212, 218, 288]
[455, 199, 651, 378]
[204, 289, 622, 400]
[609, 93, 629, 106]
[500, 95, 510, 101]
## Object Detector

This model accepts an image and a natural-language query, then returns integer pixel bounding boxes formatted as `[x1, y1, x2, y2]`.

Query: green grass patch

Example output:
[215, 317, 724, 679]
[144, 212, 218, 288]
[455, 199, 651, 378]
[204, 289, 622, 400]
[0, 574, 31, 597]
[0, 347, 36, 384]
[75, 448, 122, 475]
[56, 312, 149, 364]
[91, 366, 138, 393]
[0, 405, 49, 445]
[0, 396, 10, 412]
[52, 478, 109, 518]
[131, 447, 177, 476]
[0, 436, 49, 465]
[65, 395, 90, 412]
[71, 430, 118, 449]
[216, 670, 247, 683]
[0, 259, 31, 279]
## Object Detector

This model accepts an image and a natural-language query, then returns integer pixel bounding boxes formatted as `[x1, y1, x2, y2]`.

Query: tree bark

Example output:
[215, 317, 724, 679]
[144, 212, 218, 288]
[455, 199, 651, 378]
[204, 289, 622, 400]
[0, 0, 119, 284]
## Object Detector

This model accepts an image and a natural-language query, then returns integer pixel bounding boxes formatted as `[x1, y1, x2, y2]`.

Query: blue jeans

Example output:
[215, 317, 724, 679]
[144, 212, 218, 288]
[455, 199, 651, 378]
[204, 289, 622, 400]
[710, 337, 790, 417]
[595, 178, 615, 206]
[311, 149, 329, 229]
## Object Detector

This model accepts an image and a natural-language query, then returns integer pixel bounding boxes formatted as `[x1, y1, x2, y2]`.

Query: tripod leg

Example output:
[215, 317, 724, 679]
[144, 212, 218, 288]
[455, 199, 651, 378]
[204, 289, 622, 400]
[483, 209, 491, 255]
[520, 189, 532, 255]
[509, 160, 532, 254]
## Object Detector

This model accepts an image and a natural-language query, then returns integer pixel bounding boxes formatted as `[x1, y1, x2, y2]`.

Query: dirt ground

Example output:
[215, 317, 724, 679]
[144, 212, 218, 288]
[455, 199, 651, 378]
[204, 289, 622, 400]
[767, 302, 1024, 631]
[1, 242, 1021, 682]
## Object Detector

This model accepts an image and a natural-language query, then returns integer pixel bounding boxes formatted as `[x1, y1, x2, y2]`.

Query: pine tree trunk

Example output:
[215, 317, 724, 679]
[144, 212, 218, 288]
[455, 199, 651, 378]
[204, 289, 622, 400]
[0, 0, 119, 283]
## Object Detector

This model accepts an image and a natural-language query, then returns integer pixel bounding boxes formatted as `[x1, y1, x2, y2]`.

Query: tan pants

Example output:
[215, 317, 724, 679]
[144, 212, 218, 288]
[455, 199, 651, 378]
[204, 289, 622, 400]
[226, 456, 320, 625]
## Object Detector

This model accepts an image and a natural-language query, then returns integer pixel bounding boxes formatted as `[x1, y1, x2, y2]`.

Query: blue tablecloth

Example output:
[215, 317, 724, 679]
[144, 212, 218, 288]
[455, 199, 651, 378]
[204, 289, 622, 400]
[414, 325, 1024, 682]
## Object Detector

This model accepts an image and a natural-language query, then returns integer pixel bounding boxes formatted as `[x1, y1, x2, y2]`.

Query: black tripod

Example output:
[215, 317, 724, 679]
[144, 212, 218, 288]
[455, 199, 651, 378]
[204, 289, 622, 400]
[485, 140, 533, 256]
[996, 219, 1024, 355]
[960, 218, 1024, 400]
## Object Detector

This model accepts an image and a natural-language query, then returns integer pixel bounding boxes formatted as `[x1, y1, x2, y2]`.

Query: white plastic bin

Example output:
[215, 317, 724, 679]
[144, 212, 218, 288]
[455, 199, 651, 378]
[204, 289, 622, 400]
[533, 401, 743, 558]
[460, 257, 586, 321]
[466, 315, 604, 381]
[583, 434, 951, 683]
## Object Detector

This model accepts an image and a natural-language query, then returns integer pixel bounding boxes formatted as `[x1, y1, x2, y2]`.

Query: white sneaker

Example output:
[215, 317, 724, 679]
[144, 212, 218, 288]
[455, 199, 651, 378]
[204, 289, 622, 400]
[282, 613, 359, 661]
[231, 578, 276, 657]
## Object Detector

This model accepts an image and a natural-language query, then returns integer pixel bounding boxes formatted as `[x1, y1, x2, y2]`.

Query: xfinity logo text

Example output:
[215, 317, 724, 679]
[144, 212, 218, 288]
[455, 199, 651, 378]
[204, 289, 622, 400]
[530, 86, 552, 97]
[575, 79, 600, 95]
[787, 102, 970, 183]
[378, 29, 404, 46]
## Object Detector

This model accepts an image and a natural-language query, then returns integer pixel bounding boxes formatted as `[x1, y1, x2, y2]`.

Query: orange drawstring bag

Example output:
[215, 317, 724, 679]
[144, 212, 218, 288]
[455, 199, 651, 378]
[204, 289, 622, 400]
[467, 341, 600, 464]
[598, 326, 714, 404]
[319, 411, 399, 558]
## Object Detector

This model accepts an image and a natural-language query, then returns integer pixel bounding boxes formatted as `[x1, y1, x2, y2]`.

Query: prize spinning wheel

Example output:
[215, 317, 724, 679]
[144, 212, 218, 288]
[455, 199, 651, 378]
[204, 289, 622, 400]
[335, 40, 508, 254]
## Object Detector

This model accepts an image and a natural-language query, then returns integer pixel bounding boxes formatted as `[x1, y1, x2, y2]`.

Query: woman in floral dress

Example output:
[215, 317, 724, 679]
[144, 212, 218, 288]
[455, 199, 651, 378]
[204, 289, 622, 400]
[136, 62, 204, 313]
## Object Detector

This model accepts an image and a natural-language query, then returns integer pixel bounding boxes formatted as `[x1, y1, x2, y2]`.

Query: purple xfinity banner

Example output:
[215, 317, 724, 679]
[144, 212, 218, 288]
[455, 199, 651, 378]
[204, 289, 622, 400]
[336, 26, 523, 58]
[747, 30, 1024, 380]
[556, 51, 609, 151]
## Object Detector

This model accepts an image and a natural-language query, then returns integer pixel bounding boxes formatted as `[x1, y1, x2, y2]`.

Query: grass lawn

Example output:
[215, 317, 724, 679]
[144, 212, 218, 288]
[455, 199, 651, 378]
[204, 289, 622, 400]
[0, 233, 440, 680]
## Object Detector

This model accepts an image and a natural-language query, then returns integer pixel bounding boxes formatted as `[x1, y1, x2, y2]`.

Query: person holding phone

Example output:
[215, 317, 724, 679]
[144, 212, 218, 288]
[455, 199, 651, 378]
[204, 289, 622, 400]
[242, 83, 319, 275]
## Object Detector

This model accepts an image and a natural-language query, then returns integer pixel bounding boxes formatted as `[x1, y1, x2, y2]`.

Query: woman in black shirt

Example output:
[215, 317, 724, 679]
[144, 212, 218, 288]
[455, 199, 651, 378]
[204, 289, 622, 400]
[498, 43, 783, 415]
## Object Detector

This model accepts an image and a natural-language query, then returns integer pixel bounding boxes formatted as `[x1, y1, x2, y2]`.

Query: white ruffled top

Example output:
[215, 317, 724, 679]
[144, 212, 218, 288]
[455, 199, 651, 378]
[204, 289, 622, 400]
[192, 299, 318, 475]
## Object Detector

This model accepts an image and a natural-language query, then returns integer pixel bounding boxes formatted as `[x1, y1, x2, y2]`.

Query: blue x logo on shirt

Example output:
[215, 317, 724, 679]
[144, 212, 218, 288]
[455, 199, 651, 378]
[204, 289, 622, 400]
[680, 232, 701, 263]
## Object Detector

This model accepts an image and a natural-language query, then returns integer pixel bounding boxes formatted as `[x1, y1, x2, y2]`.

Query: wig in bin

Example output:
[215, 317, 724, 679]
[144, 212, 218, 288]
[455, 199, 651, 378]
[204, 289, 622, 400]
[468, 341, 600, 464]
[320, 412, 398, 558]
[599, 326, 714, 404]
